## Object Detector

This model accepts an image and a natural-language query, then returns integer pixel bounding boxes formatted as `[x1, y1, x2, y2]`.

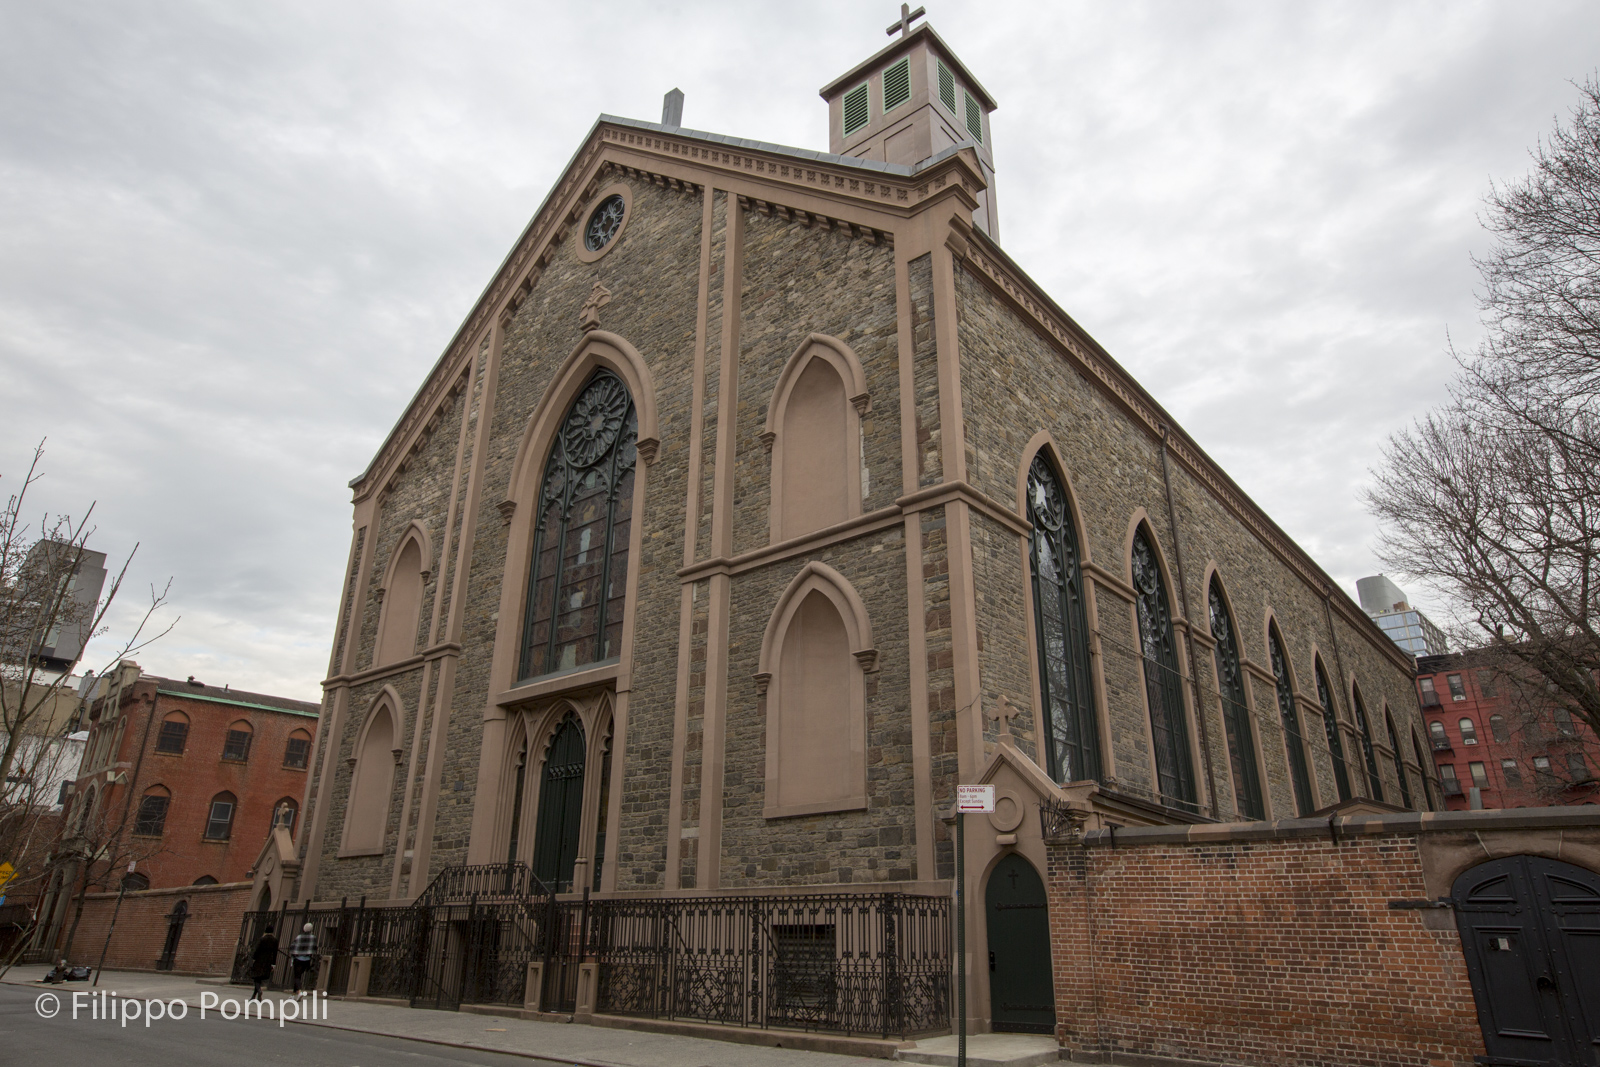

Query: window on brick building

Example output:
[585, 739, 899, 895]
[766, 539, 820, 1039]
[222, 721, 253, 762]
[283, 729, 312, 769]
[1419, 676, 1439, 706]
[1534, 755, 1553, 777]
[1459, 717, 1478, 745]
[193, 875, 218, 886]
[1440, 764, 1462, 795]
[155, 711, 189, 755]
[1447, 674, 1467, 701]
[1569, 752, 1591, 781]
[133, 787, 170, 836]
[1429, 720, 1449, 748]
[1469, 761, 1490, 790]
[1501, 758, 1521, 785]
[1490, 714, 1509, 743]
[121, 872, 149, 891]
[1477, 670, 1497, 698]
[204, 792, 236, 840]
[1554, 709, 1577, 737]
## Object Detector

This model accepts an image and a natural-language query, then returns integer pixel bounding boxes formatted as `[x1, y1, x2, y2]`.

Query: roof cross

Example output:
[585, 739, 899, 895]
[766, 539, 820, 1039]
[886, 3, 926, 37]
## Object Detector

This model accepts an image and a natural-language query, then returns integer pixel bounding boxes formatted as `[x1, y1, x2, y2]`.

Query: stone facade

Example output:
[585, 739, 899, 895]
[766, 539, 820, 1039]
[294, 84, 1426, 1036]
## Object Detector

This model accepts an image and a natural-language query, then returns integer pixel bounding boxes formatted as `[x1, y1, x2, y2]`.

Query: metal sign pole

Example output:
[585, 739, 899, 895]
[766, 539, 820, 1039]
[956, 808, 965, 1067]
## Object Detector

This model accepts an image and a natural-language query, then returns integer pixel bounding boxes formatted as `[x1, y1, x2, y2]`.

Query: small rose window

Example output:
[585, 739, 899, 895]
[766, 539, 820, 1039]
[584, 195, 626, 252]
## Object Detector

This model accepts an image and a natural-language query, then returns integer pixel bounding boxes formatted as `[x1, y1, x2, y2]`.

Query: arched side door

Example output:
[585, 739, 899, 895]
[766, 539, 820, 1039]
[985, 853, 1055, 1034]
[1453, 855, 1600, 1067]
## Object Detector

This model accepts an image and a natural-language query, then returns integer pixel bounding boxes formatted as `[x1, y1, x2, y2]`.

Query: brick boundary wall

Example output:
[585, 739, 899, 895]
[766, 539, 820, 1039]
[61, 882, 252, 976]
[1045, 808, 1600, 1067]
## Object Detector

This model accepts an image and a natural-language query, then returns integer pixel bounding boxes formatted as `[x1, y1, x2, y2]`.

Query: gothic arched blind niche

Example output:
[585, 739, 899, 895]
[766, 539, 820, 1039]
[1026, 456, 1099, 784]
[520, 369, 638, 681]
[1315, 660, 1352, 802]
[1269, 627, 1315, 816]
[532, 713, 586, 892]
[1132, 528, 1197, 812]
[1209, 579, 1263, 820]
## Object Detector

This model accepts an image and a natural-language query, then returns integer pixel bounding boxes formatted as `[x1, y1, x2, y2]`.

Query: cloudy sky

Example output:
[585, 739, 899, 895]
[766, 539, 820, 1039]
[2, 1, 1595, 701]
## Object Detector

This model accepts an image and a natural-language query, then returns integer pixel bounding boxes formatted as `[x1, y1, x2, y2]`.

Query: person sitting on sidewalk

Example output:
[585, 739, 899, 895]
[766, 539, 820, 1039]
[288, 922, 317, 996]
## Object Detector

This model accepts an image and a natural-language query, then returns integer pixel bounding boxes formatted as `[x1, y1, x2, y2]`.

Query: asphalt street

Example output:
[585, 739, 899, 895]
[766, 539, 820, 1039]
[0, 984, 551, 1067]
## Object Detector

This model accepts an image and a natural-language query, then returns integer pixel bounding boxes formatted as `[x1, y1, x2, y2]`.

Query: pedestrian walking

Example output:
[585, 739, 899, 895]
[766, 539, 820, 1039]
[249, 925, 279, 1000]
[289, 922, 318, 995]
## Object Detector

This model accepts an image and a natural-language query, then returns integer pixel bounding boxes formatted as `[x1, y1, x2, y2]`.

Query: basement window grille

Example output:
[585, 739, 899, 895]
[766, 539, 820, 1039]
[882, 57, 911, 113]
[937, 59, 956, 112]
[964, 90, 983, 143]
[842, 82, 870, 137]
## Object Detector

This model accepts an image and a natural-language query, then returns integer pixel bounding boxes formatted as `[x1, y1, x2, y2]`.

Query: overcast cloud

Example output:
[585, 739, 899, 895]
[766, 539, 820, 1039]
[2, 1, 1595, 700]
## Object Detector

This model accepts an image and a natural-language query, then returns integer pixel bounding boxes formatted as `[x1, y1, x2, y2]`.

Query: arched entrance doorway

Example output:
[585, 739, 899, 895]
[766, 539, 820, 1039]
[1453, 855, 1600, 1067]
[985, 853, 1055, 1034]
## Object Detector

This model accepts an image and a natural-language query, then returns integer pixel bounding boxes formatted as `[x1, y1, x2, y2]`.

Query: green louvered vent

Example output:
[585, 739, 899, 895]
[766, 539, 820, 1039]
[964, 90, 983, 143]
[883, 57, 911, 113]
[937, 59, 956, 112]
[843, 82, 871, 137]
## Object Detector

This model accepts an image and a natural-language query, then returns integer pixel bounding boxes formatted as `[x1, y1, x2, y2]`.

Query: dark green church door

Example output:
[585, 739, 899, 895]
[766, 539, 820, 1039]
[986, 854, 1055, 1034]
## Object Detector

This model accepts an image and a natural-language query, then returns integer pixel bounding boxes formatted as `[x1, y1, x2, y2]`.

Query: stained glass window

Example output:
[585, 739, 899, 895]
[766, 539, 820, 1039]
[1026, 456, 1099, 784]
[1316, 661, 1352, 802]
[1386, 712, 1414, 809]
[1269, 628, 1315, 816]
[520, 370, 638, 680]
[1132, 528, 1196, 811]
[1209, 580, 1263, 819]
[1352, 686, 1384, 801]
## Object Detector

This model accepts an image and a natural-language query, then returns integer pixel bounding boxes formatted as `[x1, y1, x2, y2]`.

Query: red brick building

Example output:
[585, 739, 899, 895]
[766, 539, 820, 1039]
[61, 661, 319, 889]
[1416, 653, 1599, 810]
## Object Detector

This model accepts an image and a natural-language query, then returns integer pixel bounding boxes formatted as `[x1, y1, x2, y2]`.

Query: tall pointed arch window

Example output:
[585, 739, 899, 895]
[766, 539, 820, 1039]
[1351, 685, 1384, 801]
[1132, 528, 1196, 811]
[532, 713, 586, 892]
[1268, 628, 1315, 816]
[1209, 579, 1263, 819]
[1315, 660, 1352, 802]
[520, 370, 638, 680]
[1386, 711, 1414, 809]
[1026, 456, 1099, 784]
[1412, 730, 1437, 811]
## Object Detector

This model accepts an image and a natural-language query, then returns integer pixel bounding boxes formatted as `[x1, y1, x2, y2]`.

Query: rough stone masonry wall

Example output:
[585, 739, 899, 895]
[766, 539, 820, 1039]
[953, 265, 1421, 817]
[462, 175, 706, 889]
[712, 204, 915, 885]
[1047, 830, 1483, 1067]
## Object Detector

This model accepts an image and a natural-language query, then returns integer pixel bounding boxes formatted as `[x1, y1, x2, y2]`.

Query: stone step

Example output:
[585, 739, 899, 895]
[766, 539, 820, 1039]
[895, 1033, 1060, 1067]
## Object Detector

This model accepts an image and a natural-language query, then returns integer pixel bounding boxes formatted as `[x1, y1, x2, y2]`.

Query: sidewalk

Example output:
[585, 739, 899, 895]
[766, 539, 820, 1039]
[3, 965, 1050, 1067]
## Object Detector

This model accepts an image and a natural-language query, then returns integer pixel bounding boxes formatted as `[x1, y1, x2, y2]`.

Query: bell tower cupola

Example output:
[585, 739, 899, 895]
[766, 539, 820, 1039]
[820, 6, 999, 239]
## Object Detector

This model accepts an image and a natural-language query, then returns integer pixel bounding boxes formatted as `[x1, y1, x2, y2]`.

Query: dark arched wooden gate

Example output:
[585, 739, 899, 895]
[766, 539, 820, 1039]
[1453, 855, 1600, 1067]
[985, 853, 1055, 1034]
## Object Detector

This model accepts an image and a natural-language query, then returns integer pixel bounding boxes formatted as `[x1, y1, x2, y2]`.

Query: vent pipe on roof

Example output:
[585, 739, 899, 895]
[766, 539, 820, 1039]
[662, 88, 683, 127]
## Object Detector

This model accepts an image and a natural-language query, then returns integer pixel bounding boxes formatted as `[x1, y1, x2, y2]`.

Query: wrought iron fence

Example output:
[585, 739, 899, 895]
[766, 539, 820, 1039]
[229, 871, 949, 1038]
[593, 891, 949, 1037]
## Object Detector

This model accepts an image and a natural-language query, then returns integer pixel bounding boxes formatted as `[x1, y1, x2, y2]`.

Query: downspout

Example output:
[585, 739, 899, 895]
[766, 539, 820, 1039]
[1159, 427, 1219, 819]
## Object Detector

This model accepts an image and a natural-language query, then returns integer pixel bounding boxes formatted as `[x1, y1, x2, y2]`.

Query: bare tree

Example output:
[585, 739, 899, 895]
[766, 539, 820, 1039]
[0, 442, 174, 960]
[1367, 79, 1600, 744]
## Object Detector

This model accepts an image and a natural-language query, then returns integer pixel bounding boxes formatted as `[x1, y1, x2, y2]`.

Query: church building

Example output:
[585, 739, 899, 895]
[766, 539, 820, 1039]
[289, 13, 1435, 1040]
